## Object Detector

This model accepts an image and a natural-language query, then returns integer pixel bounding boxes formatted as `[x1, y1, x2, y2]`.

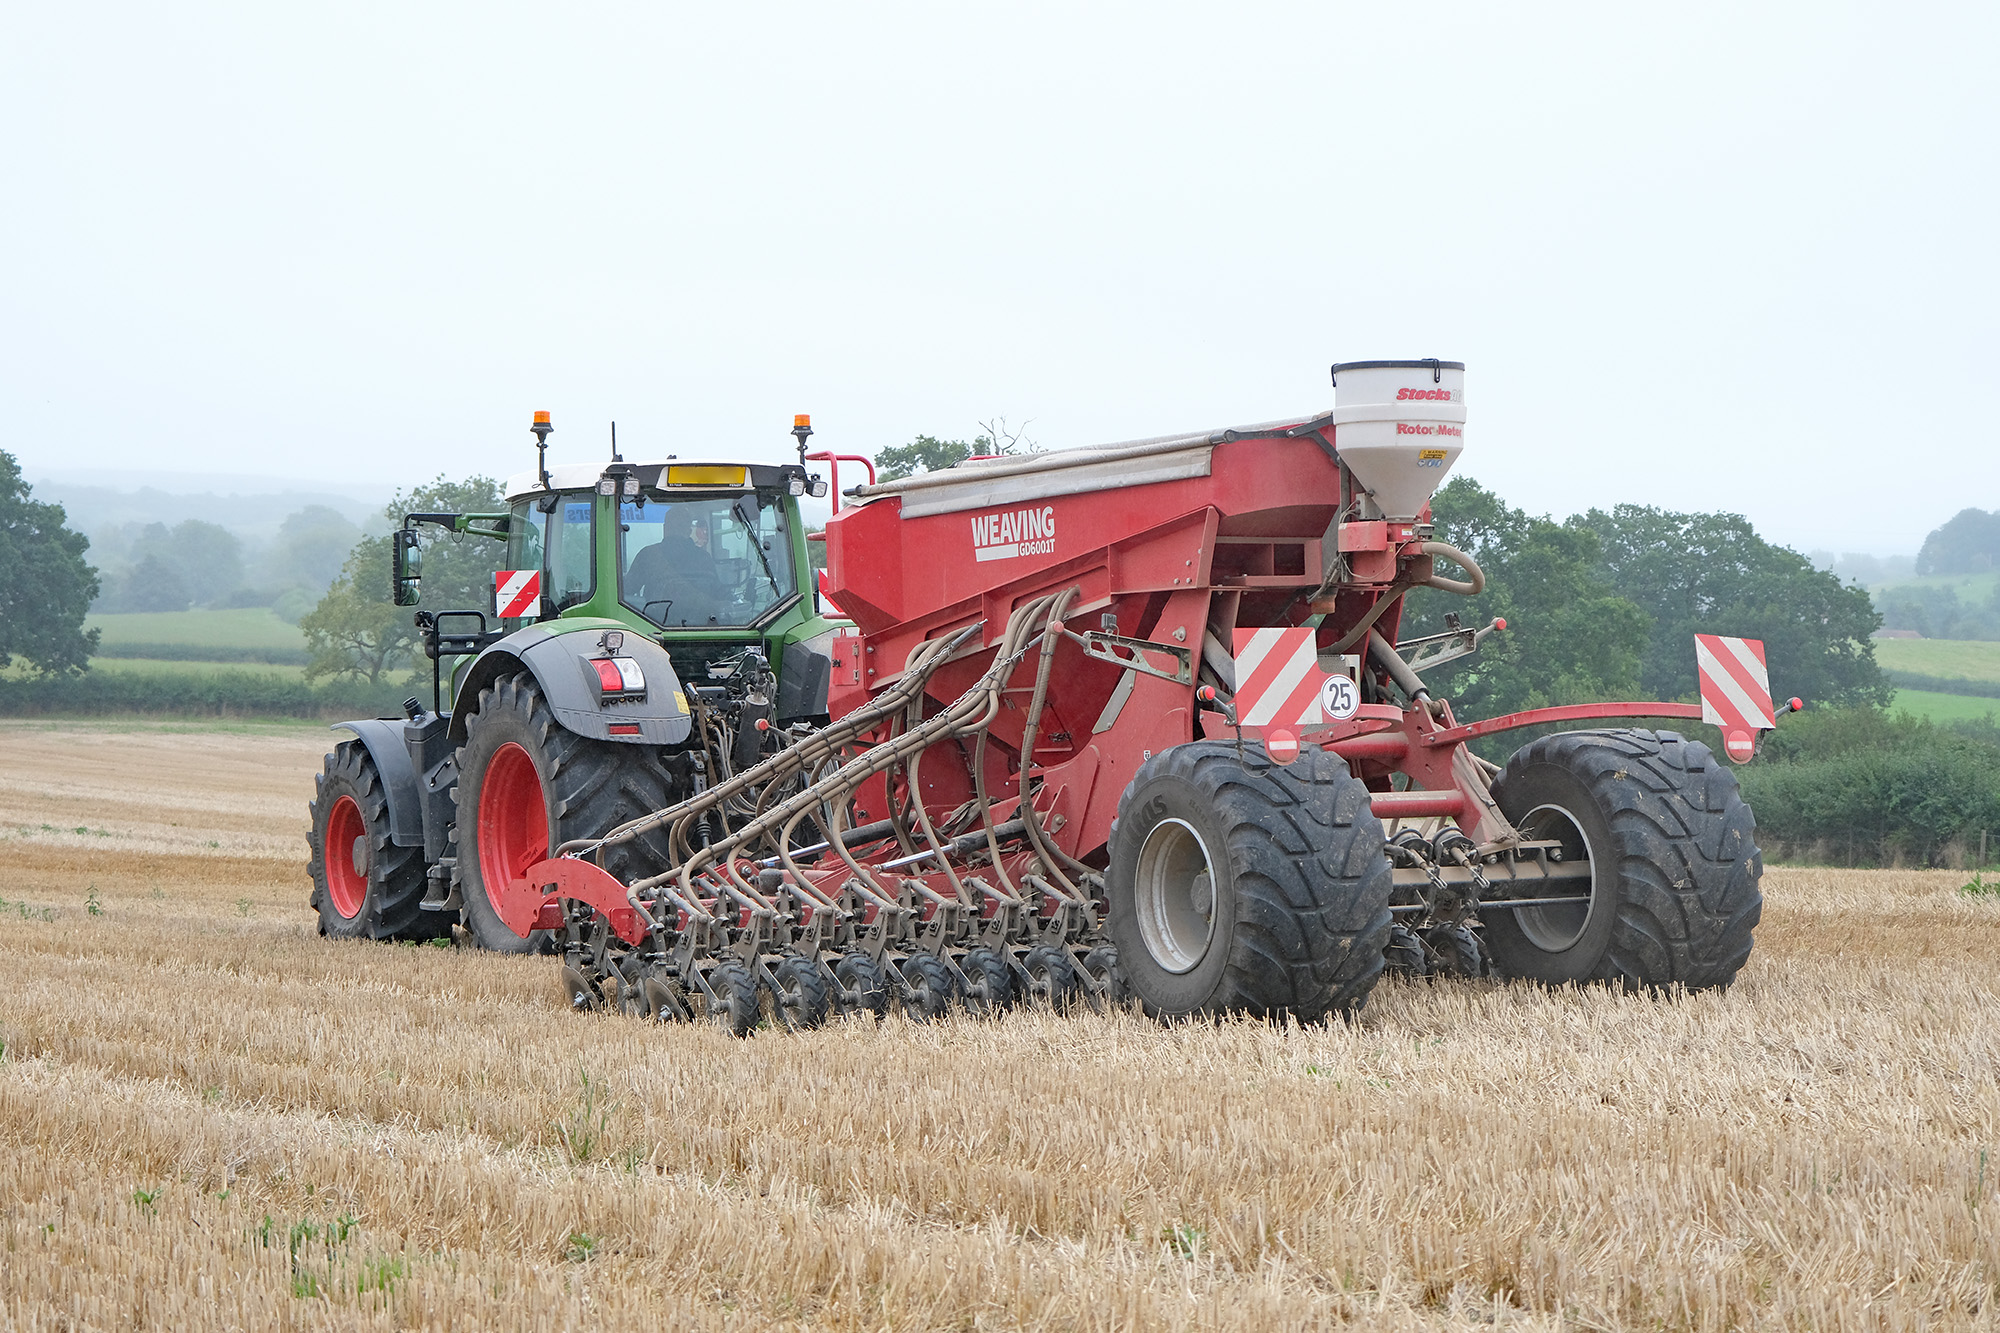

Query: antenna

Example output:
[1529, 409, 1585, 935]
[610, 421, 620, 462]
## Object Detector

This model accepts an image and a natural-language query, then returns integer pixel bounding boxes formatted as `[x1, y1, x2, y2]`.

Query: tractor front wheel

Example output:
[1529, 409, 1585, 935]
[1106, 742, 1392, 1024]
[307, 741, 438, 941]
[1485, 729, 1762, 991]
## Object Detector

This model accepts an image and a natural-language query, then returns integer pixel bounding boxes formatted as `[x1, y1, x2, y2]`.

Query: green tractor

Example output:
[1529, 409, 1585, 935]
[307, 412, 848, 951]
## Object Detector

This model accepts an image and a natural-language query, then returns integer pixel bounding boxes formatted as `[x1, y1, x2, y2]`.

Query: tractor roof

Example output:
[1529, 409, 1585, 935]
[504, 459, 808, 501]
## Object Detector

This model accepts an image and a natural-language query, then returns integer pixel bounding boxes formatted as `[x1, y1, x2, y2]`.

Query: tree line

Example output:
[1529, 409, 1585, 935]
[8, 441, 1992, 864]
[1405, 476, 1889, 718]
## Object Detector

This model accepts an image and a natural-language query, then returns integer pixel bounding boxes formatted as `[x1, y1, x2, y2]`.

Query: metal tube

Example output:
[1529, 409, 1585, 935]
[1367, 628, 1430, 703]
[1477, 896, 1593, 910]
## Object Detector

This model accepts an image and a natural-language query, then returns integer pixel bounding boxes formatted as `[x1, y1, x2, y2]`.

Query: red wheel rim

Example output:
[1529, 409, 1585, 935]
[325, 794, 368, 920]
[478, 741, 548, 936]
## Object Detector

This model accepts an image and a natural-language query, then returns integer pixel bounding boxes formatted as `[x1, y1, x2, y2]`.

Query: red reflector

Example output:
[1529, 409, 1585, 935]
[607, 723, 641, 736]
[593, 659, 624, 691]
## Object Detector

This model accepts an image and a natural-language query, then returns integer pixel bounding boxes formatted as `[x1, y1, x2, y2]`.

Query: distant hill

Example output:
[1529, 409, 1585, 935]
[26, 470, 385, 548]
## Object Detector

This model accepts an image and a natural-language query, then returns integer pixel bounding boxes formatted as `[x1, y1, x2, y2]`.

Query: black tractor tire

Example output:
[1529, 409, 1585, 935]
[761, 955, 832, 1031]
[453, 673, 677, 954]
[308, 741, 444, 942]
[1106, 742, 1392, 1024]
[1485, 729, 1762, 991]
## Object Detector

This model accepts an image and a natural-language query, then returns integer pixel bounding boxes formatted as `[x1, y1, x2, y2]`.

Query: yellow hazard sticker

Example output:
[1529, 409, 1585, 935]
[1419, 449, 1447, 460]
[674, 691, 688, 713]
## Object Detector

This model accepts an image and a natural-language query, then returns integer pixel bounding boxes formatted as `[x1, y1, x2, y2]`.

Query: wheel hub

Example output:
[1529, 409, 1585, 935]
[1133, 817, 1217, 974]
[1514, 803, 1598, 951]
[477, 741, 549, 936]
[323, 795, 369, 921]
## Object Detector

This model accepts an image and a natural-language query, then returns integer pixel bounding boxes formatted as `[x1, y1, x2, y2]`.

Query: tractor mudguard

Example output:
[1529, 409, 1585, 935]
[330, 718, 426, 848]
[448, 624, 695, 747]
[776, 639, 833, 722]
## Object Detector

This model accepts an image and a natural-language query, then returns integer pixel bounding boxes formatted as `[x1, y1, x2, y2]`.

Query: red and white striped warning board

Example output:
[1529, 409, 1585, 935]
[1232, 628, 1327, 728]
[1696, 634, 1776, 763]
[495, 569, 542, 618]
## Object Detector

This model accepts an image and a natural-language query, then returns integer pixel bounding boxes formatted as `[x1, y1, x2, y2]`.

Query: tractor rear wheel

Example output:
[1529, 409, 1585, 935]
[1485, 729, 1762, 991]
[453, 673, 677, 953]
[1106, 742, 1392, 1024]
[308, 741, 441, 941]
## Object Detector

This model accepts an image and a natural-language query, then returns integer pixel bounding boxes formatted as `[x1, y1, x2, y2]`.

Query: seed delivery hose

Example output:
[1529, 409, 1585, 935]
[1328, 541, 1485, 653]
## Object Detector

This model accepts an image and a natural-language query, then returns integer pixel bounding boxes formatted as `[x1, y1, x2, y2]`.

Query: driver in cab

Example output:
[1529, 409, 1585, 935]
[627, 514, 721, 623]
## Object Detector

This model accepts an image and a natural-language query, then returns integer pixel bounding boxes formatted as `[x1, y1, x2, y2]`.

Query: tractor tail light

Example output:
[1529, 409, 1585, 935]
[589, 657, 647, 703]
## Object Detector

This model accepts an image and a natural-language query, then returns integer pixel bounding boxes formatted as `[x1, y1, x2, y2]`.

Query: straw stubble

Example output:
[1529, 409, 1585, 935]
[0, 722, 1994, 1330]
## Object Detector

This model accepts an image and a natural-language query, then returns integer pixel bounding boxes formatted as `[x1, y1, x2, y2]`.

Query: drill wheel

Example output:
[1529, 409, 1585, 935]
[897, 953, 954, 1023]
[958, 947, 1015, 1017]
[704, 960, 761, 1037]
[833, 951, 890, 1019]
[761, 955, 832, 1032]
[1080, 945, 1128, 1013]
[1020, 944, 1081, 1010]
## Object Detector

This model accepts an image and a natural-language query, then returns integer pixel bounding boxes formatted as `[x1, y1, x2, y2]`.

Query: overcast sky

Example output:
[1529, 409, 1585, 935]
[4, 1, 1993, 555]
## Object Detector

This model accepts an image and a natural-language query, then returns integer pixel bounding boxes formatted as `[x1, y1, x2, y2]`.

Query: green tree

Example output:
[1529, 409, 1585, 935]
[1403, 477, 1648, 718]
[0, 450, 101, 676]
[1573, 505, 1890, 710]
[273, 505, 364, 594]
[120, 554, 192, 613]
[120, 519, 244, 607]
[1916, 507, 2000, 575]
[873, 418, 1036, 483]
[301, 475, 504, 686]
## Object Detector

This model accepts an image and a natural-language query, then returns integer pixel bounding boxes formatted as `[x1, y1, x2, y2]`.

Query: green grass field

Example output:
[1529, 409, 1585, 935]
[1871, 568, 2000, 600]
[83, 657, 310, 681]
[85, 608, 305, 652]
[1890, 688, 2000, 725]
[1871, 637, 2000, 684]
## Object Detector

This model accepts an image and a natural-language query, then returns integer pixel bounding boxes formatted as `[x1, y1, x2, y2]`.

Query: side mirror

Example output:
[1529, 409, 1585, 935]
[392, 529, 423, 607]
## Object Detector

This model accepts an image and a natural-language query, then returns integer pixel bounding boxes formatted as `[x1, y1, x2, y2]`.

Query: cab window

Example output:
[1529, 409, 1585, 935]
[620, 490, 795, 628]
[501, 495, 593, 623]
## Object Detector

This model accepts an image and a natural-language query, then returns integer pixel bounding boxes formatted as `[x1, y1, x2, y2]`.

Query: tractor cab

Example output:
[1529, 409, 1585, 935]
[496, 460, 810, 634]
[314, 414, 848, 951]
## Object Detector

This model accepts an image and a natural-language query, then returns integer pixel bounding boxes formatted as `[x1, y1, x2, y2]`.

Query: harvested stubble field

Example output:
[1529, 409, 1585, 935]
[0, 721, 1996, 1332]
